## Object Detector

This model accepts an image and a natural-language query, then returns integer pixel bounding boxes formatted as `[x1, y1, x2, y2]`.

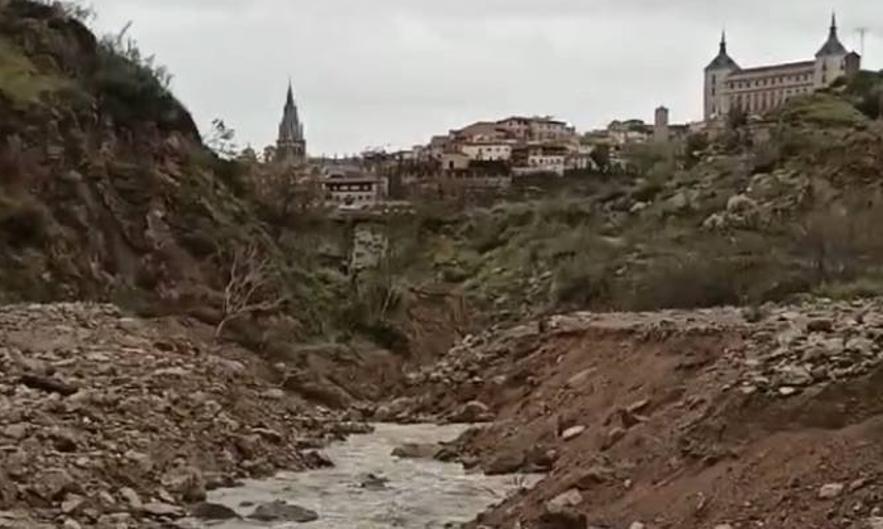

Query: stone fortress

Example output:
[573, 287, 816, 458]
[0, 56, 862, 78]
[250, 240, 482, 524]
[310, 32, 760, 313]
[704, 14, 862, 121]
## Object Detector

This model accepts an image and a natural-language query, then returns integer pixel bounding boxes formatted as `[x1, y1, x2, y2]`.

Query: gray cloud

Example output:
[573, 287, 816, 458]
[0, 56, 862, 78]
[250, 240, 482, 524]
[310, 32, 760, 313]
[87, 0, 883, 155]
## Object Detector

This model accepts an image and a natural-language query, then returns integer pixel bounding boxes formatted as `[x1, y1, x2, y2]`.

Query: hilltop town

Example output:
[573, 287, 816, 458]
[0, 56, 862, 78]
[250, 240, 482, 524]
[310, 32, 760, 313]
[253, 14, 869, 215]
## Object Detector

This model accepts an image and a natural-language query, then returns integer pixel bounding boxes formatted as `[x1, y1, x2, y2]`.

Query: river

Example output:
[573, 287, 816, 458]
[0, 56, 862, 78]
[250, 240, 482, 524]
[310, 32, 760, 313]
[190, 423, 540, 528]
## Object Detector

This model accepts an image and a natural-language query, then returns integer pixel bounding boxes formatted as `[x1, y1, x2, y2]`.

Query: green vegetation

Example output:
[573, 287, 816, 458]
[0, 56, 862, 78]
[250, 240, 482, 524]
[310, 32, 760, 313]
[0, 37, 66, 107]
[776, 93, 868, 127]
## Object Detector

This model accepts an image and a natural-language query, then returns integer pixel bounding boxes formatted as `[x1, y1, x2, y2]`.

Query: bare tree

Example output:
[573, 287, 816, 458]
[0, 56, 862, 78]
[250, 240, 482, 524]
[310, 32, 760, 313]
[216, 244, 284, 338]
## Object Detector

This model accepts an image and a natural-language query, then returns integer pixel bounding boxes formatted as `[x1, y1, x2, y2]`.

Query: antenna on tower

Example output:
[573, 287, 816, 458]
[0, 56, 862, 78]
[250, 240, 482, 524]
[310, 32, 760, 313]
[855, 27, 870, 56]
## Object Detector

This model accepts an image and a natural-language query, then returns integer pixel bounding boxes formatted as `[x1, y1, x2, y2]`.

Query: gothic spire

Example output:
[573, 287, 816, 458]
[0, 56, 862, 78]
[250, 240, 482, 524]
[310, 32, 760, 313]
[817, 12, 847, 57]
[285, 79, 295, 109]
[720, 30, 727, 53]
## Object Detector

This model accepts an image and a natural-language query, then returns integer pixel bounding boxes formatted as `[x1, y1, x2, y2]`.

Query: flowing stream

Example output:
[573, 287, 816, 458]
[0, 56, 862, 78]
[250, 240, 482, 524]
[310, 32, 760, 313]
[193, 423, 541, 528]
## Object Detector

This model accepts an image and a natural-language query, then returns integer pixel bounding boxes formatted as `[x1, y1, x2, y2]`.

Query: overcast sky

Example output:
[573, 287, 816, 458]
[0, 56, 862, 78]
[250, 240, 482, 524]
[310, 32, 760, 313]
[86, 0, 883, 156]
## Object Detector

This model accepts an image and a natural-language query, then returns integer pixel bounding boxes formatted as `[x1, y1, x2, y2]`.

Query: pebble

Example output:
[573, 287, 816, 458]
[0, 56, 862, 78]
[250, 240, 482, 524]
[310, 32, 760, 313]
[561, 425, 586, 441]
[819, 483, 845, 499]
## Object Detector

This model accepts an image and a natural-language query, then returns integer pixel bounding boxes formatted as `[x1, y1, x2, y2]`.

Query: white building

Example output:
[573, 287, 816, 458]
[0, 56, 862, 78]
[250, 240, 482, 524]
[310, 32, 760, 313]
[460, 142, 513, 161]
[323, 166, 387, 210]
[497, 116, 575, 142]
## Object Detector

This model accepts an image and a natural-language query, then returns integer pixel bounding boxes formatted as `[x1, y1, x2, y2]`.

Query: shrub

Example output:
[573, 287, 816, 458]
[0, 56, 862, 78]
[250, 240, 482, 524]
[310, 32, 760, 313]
[627, 256, 743, 310]
[0, 195, 48, 248]
[551, 255, 613, 308]
[776, 93, 867, 128]
[93, 25, 193, 133]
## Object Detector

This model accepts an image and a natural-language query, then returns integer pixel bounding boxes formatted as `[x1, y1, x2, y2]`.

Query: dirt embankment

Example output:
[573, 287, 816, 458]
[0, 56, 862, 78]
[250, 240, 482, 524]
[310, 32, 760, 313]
[399, 302, 883, 529]
[0, 303, 370, 529]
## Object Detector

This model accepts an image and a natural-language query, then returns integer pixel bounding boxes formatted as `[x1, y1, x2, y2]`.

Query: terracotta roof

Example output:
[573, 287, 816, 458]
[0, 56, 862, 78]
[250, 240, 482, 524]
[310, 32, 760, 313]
[498, 116, 567, 126]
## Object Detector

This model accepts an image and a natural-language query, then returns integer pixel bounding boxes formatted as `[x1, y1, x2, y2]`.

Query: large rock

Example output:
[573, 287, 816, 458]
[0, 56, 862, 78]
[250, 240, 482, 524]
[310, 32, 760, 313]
[538, 509, 587, 529]
[247, 501, 319, 523]
[545, 489, 583, 514]
[391, 443, 442, 459]
[188, 502, 239, 520]
[32, 469, 76, 501]
[142, 502, 185, 518]
[484, 451, 525, 475]
[161, 467, 206, 503]
[450, 400, 493, 423]
[818, 483, 844, 499]
[357, 473, 390, 491]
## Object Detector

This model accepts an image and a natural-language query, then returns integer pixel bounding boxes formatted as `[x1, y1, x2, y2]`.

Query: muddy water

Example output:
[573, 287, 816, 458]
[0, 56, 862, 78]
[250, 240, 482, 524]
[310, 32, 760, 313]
[198, 423, 540, 528]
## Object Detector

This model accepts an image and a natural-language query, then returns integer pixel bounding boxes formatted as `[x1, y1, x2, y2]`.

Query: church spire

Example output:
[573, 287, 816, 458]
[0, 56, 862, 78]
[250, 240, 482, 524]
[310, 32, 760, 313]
[285, 80, 295, 108]
[720, 30, 727, 54]
[276, 79, 306, 165]
[830, 12, 837, 35]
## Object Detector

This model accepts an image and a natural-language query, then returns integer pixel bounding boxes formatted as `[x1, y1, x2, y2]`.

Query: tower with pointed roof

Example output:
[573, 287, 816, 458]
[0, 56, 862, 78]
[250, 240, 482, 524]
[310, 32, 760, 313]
[703, 31, 740, 120]
[814, 13, 850, 87]
[275, 82, 306, 165]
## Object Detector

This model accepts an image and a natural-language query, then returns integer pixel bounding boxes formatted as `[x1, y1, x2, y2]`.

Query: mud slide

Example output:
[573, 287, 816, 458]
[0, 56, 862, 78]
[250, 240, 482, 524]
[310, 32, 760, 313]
[398, 302, 883, 529]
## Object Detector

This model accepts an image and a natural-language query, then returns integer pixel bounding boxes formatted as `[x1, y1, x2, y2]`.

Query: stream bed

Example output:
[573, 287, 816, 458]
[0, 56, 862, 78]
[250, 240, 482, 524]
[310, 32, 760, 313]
[191, 423, 541, 528]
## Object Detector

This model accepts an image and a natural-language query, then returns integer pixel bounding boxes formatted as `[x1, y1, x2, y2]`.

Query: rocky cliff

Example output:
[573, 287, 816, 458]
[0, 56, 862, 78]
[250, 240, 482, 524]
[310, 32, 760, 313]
[0, 1, 343, 342]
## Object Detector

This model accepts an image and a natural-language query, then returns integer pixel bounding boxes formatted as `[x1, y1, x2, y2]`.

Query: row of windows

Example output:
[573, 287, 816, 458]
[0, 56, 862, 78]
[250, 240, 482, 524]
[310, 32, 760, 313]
[727, 73, 812, 89]
[330, 194, 374, 202]
[327, 184, 374, 192]
[476, 146, 509, 153]
[529, 157, 564, 166]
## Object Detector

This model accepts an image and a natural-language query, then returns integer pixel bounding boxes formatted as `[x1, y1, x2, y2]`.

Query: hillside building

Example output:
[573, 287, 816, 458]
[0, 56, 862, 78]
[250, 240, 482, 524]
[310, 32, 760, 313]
[704, 15, 861, 121]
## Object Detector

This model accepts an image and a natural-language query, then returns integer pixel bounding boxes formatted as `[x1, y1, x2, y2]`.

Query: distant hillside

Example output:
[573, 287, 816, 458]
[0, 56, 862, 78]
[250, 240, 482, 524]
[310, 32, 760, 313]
[399, 81, 883, 323]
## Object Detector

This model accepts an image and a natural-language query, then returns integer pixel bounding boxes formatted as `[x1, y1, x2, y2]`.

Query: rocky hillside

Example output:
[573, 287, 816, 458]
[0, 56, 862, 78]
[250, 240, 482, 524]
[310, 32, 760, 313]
[390, 298, 883, 528]
[396, 85, 883, 327]
[0, 302, 376, 528]
[0, 1, 345, 340]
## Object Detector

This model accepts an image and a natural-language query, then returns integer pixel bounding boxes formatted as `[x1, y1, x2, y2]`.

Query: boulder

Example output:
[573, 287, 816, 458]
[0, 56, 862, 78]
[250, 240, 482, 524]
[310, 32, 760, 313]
[572, 465, 614, 490]
[818, 482, 844, 499]
[538, 509, 587, 529]
[188, 502, 239, 520]
[142, 502, 185, 518]
[391, 443, 442, 460]
[247, 501, 319, 523]
[303, 451, 334, 468]
[357, 473, 389, 491]
[484, 451, 526, 475]
[161, 466, 206, 503]
[726, 194, 758, 214]
[450, 400, 493, 423]
[601, 427, 627, 450]
[545, 489, 583, 514]
[33, 469, 76, 501]
[119, 487, 143, 510]
[807, 318, 834, 333]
